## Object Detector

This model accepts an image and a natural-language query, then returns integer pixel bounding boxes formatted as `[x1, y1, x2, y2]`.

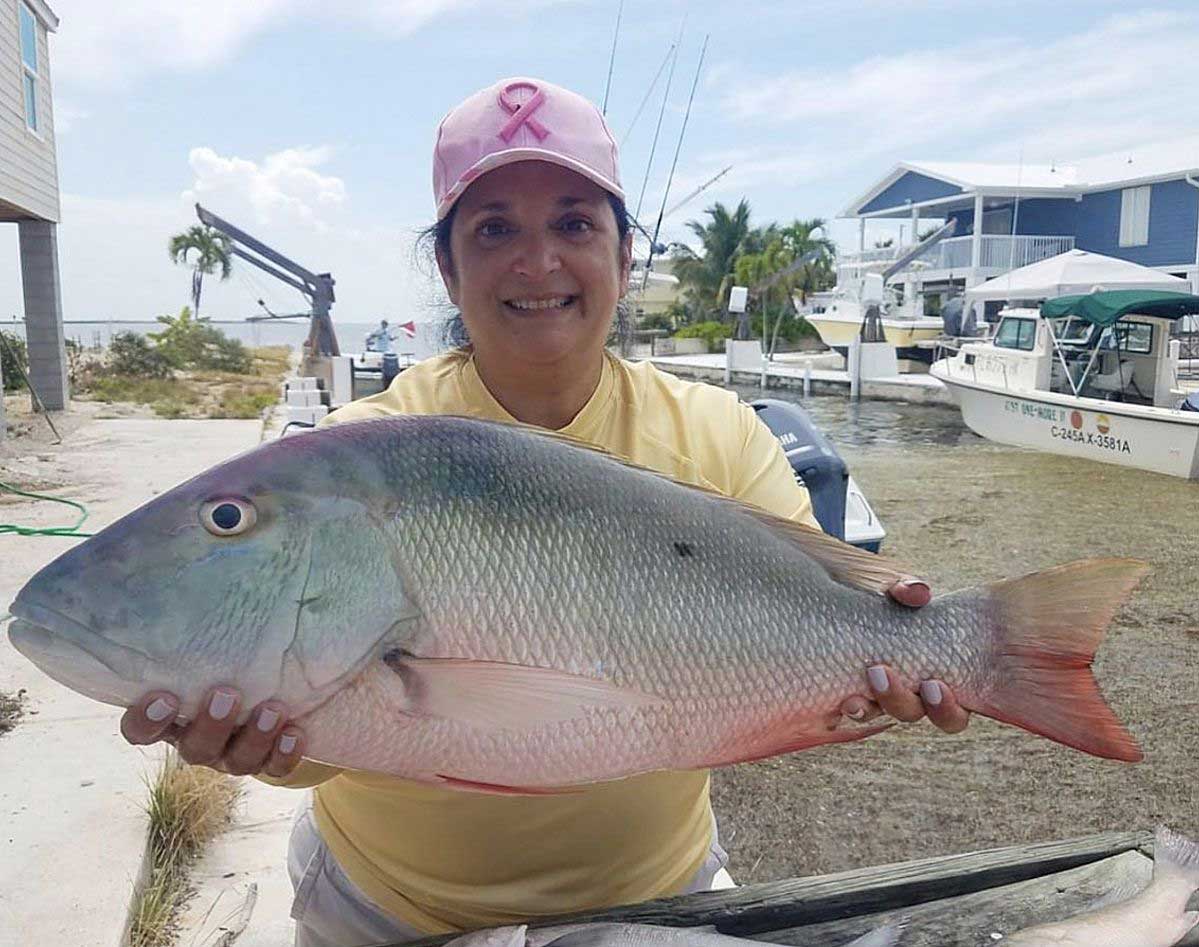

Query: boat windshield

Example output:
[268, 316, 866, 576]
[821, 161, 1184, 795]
[1051, 318, 1094, 345]
[993, 317, 1037, 351]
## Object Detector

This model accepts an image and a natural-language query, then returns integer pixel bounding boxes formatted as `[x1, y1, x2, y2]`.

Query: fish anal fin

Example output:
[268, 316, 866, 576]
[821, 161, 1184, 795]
[433, 774, 583, 796]
[713, 719, 893, 767]
[386, 654, 662, 731]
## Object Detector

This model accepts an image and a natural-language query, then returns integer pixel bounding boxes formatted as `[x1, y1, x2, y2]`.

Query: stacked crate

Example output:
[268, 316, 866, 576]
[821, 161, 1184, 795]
[283, 377, 329, 427]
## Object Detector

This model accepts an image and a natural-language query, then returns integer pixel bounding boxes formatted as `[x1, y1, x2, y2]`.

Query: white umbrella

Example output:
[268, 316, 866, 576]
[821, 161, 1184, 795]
[965, 248, 1189, 301]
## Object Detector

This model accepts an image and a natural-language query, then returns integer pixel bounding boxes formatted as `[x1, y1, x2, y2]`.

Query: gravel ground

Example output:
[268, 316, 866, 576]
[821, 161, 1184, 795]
[711, 414, 1199, 885]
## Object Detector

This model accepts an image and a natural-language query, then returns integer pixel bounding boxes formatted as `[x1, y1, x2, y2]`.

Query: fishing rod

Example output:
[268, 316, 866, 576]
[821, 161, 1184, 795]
[633, 15, 685, 219]
[620, 43, 675, 148]
[601, 0, 624, 115]
[642, 33, 709, 292]
[663, 164, 732, 219]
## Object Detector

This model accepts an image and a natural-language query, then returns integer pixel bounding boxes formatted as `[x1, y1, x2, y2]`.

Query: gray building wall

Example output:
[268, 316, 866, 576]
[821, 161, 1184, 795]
[0, 0, 59, 223]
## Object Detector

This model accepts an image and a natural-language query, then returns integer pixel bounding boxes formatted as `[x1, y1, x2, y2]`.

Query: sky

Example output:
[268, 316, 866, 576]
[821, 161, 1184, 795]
[2, 0, 1198, 326]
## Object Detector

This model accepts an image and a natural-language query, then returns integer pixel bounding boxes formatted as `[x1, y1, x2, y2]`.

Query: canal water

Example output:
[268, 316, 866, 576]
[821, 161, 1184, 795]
[712, 384, 1199, 888]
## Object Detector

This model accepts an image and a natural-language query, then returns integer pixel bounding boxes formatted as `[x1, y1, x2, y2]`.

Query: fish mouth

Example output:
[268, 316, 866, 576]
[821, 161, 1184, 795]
[7, 600, 152, 709]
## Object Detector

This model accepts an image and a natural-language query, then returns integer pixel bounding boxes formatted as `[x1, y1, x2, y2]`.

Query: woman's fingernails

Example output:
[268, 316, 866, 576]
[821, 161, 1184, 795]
[278, 733, 298, 755]
[257, 708, 280, 732]
[920, 680, 944, 707]
[867, 666, 890, 694]
[208, 690, 236, 720]
[145, 697, 176, 722]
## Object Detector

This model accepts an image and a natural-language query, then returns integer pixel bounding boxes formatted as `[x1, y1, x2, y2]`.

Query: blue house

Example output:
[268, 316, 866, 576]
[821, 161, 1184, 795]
[839, 148, 1199, 316]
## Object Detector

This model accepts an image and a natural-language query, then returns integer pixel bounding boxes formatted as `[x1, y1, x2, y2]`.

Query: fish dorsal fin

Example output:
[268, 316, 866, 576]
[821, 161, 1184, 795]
[436, 416, 912, 597]
[733, 510, 908, 596]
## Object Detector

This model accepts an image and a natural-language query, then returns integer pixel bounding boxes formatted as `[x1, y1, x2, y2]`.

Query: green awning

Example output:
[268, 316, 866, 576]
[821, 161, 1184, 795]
[1040, 289, 1199, 327]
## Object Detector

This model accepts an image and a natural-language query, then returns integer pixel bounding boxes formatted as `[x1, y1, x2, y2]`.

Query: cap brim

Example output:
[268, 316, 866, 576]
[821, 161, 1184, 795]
[437, 147, 624, 220]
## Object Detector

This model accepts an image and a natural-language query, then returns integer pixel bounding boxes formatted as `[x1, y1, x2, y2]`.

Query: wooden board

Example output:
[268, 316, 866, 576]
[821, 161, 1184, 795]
[755, 849, 1153, 946]
[399, 830, 1152, 947]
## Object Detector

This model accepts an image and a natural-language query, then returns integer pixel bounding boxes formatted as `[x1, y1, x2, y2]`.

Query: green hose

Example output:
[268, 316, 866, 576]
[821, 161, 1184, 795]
[0, 480, 93, 538]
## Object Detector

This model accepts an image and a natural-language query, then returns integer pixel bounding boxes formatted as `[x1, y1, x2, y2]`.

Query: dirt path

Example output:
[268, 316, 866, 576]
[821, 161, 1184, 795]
[712, 441, 1199, 884]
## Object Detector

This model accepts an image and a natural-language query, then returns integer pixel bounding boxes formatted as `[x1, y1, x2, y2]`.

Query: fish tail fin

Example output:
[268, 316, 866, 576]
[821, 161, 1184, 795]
[842, 919, 907, 947]
[1154, 826, 1199, 888]
[971, 558, 1147, 762]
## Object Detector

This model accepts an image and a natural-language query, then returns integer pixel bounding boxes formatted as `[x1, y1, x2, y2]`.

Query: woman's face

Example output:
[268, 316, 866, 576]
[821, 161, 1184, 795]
[438, 161, 632, 368]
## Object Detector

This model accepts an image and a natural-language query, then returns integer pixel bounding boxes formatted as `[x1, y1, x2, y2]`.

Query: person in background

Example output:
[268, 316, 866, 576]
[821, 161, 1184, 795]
[121, 76, 969, 947]
[365, 318, 396, 354]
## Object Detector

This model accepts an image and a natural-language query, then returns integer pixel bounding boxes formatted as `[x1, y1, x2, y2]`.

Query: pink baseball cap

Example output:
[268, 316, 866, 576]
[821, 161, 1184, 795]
[433, 77, 624, 220]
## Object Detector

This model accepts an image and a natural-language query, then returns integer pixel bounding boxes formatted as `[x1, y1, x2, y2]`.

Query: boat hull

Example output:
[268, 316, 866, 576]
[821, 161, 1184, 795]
[930, 363, 1199, 479]
[807, 313, 943, 363]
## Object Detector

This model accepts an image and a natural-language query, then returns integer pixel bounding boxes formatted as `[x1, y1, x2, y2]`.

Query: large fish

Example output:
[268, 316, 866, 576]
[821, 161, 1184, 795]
[443, 922, 903, 947]
[7, 416, 1146, 792]
[1002, 826, 1199, 947]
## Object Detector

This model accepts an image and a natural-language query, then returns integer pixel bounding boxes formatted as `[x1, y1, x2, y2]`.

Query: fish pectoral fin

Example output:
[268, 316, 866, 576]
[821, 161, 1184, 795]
[714, 718, 893, 767]
[386, 653, 662, 731]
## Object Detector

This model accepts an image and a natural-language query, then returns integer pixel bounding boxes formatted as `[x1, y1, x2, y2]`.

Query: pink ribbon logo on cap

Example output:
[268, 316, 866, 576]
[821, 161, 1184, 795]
[497, 81, 549, 142]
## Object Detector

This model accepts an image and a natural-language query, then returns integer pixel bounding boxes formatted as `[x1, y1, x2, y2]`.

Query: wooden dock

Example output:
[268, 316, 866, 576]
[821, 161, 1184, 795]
[643, 354, 953, 407]
[401, 829, 1199, 947]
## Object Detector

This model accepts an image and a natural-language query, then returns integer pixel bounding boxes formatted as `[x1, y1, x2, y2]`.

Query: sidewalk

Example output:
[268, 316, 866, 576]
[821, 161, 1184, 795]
[0, 416, 263, 947]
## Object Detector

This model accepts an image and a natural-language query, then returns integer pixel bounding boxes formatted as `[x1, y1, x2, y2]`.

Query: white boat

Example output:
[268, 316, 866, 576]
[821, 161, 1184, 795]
[930, 290, 1199, 479]
[803, 291, 944, 356]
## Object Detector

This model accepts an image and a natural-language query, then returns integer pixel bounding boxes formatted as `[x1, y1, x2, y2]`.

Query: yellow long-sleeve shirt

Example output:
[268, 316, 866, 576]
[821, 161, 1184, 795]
[272, 349, 816, 933]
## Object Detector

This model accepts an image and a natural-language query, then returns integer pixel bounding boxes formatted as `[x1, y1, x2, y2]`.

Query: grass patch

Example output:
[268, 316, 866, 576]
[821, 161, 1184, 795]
[0, 689, 26, 735]
[75, 344, 291, 420]
[87, 376, 203, 407]
[126, 751, 241, 947]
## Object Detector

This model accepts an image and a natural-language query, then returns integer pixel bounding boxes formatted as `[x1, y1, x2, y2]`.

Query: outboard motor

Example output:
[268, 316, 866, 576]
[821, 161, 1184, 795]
[941, 296, 965, 337]
[751, 399, 846, 539]
[751, 399, 886, 552]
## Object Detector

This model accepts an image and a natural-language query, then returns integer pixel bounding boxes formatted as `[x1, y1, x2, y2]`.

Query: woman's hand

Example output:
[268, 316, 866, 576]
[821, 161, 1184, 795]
[836, 576, 972, 735]
[119, 687, 304, 778]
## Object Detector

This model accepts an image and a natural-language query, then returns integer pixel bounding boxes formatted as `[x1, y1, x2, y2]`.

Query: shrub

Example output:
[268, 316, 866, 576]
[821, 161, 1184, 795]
[149, 307, 251, 374]
[675, 320, 733, 353]
[0, 330, 27, 391]
[214, 388, 278, 419]
[108, 332, 173, 378]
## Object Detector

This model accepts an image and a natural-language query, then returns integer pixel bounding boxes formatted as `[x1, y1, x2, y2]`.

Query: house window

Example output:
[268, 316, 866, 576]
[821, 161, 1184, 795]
[18, 2, 38, 132]
[1119, 185, 1150, 247]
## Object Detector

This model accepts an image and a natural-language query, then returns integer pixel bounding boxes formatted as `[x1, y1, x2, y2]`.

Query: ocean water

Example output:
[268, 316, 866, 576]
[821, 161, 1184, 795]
[0, 318, 439, 353]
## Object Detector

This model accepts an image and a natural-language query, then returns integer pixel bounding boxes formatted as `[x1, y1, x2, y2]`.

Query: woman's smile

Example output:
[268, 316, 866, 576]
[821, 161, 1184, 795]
[503, 294, 579, 313]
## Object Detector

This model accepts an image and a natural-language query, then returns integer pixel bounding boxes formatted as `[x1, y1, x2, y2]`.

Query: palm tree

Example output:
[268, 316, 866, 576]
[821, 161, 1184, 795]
[780, 218, 836, 309]
[735, 239, 795, 345]
[668, 199, 753, 319]
[168, 225, 233, 317]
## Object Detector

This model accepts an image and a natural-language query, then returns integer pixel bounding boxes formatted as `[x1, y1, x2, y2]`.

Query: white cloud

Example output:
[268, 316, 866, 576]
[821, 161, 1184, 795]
[714, 11, 1199, 176]
[49, 0, 295, 88]
[182, 146, 347, 230]
[0, 145, 433, 327]
[48, 0, 576, 88]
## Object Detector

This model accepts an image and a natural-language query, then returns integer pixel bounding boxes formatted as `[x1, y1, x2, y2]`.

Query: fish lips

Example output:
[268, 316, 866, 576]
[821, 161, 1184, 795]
[7, 599, 152, 710]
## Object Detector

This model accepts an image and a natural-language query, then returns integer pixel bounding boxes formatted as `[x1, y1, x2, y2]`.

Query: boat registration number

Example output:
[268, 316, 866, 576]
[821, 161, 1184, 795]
[1004, 399, 1133, 454]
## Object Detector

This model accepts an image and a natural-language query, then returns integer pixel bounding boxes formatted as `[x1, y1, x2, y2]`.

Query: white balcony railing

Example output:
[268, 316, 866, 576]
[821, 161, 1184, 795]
[839, 235, 1075, 278]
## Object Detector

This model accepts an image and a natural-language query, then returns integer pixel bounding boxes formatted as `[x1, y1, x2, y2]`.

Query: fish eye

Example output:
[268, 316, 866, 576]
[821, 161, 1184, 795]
[200, 498, 257, 537]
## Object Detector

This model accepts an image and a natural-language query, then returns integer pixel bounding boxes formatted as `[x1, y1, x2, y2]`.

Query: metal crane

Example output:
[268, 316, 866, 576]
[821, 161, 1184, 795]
[194, 203, 339, 361]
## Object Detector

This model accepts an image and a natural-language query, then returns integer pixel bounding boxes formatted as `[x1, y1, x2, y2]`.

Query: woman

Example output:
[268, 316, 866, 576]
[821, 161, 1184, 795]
[122, 77, 968, 947]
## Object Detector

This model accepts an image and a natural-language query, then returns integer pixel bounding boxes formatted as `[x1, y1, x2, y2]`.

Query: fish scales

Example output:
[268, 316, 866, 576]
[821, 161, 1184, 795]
[7, 416, 1145, 790]
[297, 420, 1000, 784]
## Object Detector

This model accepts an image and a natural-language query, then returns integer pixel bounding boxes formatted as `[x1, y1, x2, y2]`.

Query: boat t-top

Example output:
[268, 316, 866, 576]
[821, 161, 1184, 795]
[930, 290, 1199, 479]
